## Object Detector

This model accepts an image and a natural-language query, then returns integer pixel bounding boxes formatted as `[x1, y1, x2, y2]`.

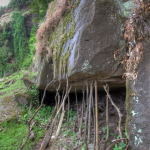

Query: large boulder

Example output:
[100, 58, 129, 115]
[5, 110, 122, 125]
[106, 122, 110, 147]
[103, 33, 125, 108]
[36, 0, 135, 90]
[36, 0, 150, 149]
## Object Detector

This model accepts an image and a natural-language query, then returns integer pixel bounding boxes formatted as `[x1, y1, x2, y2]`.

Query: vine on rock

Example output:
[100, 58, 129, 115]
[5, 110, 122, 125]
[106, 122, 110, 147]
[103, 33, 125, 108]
[115, 1, 150, 80]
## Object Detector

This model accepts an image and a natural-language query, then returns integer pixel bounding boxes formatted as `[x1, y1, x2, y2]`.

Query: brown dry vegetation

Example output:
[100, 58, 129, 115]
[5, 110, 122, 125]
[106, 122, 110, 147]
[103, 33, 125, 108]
[122, 1, 150, 79]
[36, 0, 71, 57]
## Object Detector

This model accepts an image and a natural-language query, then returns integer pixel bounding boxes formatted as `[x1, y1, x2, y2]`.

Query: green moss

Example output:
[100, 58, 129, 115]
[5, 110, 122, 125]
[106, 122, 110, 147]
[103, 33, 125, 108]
[0, 105, 53, 150]
[48, 1, 78, 79]
[0, 120, 27, 150]
[0, 70, 37, 98]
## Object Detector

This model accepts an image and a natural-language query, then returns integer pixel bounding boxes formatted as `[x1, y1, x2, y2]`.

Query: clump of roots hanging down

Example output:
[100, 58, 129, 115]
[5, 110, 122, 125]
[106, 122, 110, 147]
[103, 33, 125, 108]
[115, 1, 150, 80]
[20, 79, 128, 150]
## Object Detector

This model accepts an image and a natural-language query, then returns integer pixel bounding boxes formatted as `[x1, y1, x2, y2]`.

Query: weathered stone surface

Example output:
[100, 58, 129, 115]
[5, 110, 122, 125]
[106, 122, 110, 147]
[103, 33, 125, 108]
[37, 0, 130, 90]
[15, 94, 30, 105]
[126, 42, 150, 150]
[0, 96, 20, 122]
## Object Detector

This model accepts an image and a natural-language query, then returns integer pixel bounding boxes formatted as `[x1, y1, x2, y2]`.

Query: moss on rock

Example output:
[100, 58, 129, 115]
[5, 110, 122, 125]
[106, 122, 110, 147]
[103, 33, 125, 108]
[48, 1, 78, 79]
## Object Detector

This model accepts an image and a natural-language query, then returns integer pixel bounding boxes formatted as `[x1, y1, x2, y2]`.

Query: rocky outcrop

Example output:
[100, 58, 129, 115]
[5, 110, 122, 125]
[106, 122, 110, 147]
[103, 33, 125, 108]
[126, 41, 150, 150]
[0, 96, 20, 122]
[36, 0, 150, 149]
[126, 9, 150, 149]
[37, 0, 133, 91]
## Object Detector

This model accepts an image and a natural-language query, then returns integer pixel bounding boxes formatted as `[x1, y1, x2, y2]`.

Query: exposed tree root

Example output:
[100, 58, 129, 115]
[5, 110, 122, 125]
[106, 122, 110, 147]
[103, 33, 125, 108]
[20, 79, 54, 150]
[103, 84, 123, 139]
[94, 81, 99, 150]
[39, 78, 72, 150]
[19, 80, 128, 150]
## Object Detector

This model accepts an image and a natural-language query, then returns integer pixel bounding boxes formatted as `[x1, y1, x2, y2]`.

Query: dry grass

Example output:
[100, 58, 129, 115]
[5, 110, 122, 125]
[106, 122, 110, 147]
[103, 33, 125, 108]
[36, 0, 70, 57]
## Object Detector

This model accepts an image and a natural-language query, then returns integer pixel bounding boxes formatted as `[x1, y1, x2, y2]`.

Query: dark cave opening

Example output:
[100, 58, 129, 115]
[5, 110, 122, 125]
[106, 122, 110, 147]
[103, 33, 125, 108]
[38, 87, 126, 115]
[38, 87, 127, 143]
[39, 90, 84, 106]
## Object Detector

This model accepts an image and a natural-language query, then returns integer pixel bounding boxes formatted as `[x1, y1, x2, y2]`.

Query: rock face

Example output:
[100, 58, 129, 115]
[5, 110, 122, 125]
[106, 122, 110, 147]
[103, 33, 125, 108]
[0, 96, 20, 122]
[23, 11, 36, 37]
[126, 42, 150, 150]
[36, 0, 150, 149]
[37, 0, 130, 90]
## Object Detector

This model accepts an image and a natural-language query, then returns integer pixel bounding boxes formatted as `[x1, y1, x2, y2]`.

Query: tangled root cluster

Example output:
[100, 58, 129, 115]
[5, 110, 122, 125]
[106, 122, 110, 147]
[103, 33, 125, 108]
[123, 1, 150, 79]
[36, 0, 71, 57]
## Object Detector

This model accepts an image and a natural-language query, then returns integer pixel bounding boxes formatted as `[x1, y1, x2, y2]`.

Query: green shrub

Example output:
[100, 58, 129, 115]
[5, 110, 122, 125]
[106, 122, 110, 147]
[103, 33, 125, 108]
[8, 0, 32, 9]
[0, 106, 54, 150]
[0, 28, 14, 77]
[11, 11, 29, 67]
[22, 25, 37, 68]
[30, 0, 53, 20]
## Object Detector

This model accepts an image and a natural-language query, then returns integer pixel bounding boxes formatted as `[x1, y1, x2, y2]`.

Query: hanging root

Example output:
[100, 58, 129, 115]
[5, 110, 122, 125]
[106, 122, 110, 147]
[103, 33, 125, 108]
[39, 78, 72, 150]
[79, 88, 84, 136]
[94, 81, 99, 150]
[20, 79, 54, 150]
[84, 81, 89, 149]
[87, 82, 93, 143]
[22, 80, 127, 150]
[103, 84, 123, 138]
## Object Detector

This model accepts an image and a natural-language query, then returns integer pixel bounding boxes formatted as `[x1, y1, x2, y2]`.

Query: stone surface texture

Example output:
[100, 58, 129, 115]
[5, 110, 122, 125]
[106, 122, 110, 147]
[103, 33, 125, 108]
[37, 0, 131, 90]
[126, 42, 150, 150]
[36, 0, 150, 149]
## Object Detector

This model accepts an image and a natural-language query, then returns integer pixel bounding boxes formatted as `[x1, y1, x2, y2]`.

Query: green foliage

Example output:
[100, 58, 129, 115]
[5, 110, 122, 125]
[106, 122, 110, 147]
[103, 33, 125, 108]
[8, 0, 32, 10]
[0, 105, 53, 150]
[113, 142, 127, 150]
[0, 28, 14, 77]
[30, 0, 53, 20]
[8, 0, 52, 19]
[0, 12, 37, 77]
[22, 25, 37, 68]
[29, 25, 37, 56]
[19, 105, 54, 124]
[0, 0, 51, 76]
[0, 70, 37, 98]
[29, 85, 39, 106]
[113, 134, 128, 150]
[11, 11, 36, 70]
[11, 11, 29, 69]
[0, 120, 27, 150]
